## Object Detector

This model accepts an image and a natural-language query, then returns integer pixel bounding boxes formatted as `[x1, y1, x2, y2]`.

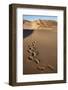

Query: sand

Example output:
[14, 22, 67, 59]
[23, 29, 57, 75]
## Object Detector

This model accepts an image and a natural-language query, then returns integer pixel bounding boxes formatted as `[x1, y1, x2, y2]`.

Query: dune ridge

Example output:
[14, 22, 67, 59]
[23, 19, 57, 30]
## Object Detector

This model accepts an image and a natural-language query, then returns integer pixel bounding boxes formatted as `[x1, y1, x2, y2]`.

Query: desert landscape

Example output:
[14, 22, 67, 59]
[23, 15, 57, 75]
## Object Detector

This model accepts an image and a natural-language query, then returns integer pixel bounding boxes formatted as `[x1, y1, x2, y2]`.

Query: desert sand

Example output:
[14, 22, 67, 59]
[23, 20, 57, 75]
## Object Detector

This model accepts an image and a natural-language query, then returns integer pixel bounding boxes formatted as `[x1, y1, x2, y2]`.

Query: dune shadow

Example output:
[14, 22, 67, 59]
[23, 29, 34, 39]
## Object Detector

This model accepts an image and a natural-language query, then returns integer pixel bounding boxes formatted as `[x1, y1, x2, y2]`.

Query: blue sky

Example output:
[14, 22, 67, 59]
[23, 15, 57, 21]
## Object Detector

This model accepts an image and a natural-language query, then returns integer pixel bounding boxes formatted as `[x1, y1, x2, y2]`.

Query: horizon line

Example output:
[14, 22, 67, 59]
[23, 15, 57, 21]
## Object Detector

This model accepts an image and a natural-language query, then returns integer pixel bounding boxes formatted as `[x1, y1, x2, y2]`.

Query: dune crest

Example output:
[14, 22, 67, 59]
[23, 19, 57, 30]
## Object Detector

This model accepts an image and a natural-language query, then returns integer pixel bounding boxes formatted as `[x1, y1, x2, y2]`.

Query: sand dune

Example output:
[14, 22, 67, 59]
[23, 19, 57, 75]
[23, 19, 57, 30]
[23, 30, 57, 74]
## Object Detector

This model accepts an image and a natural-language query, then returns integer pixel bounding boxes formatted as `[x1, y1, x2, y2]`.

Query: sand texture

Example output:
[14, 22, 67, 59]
[23, 19, 57, 75]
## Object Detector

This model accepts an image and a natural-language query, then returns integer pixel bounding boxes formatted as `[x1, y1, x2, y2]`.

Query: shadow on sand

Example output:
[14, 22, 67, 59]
[23, 29, 34, 39]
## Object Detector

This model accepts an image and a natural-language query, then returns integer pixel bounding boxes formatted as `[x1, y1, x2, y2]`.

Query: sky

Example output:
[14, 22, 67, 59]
[23, 15, 57, 21]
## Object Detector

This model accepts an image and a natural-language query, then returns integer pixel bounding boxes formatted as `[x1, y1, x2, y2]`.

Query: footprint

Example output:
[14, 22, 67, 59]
[32, 41, 37, 46]
[28, 56, 33, 61]
[32, 41, 37, 44]
[32, 52, 37, 57]
[27, 49, 33, 53]
[34, 58, 40, 64]
[37, 66, 45, 71]
[47, 64, 54, 70]
[27, 41, 40, 65]
[36, 51, 39, 55]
